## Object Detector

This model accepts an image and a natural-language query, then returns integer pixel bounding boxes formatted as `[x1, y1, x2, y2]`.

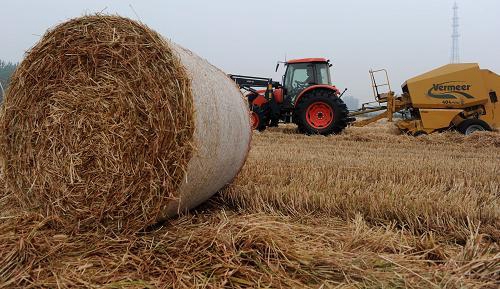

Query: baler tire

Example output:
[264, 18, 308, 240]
[294, 90, 349, 135]
[413, 131, 426, 137]
[457, 119, 491, 135]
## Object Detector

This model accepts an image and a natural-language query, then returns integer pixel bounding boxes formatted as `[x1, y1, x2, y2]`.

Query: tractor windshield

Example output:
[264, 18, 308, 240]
[284, 63, 313, 102]
[285, 64, 311, 87]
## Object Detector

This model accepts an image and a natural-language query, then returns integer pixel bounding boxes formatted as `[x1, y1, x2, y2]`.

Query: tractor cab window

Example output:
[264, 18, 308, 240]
[316, 63, 331, 85]
[284, 63, 332, 102]
[285, 64, 313, 85]
[284, 63, 315, 102]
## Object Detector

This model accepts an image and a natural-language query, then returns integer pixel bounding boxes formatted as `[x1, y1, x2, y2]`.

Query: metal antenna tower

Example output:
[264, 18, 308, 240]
[450, 2, 460, 63]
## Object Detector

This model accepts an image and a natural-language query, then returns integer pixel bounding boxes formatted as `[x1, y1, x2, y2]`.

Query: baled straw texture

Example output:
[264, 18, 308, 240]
[0, 15, 194, 233]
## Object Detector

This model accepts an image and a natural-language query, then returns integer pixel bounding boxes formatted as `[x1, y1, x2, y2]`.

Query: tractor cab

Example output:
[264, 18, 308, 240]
[282, 58, 332, 105]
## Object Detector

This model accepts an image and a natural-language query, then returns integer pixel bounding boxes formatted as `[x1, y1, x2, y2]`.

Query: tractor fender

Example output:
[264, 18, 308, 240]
[250, 94, 268, 107]
[252, 88, 283, 104]
[294, 85, 339, 107]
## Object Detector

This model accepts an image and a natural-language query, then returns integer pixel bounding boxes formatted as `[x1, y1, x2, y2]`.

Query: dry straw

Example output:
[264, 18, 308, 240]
[1, 210, 498, 288]
[0, 15, 195, 233]
[0, 120, 498, 288]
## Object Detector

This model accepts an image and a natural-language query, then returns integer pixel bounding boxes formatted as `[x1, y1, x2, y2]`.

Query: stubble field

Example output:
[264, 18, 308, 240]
[1, 122, 499, 288]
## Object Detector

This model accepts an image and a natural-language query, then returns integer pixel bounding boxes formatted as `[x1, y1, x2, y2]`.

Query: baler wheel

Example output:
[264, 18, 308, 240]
[457, 119, 491, 135]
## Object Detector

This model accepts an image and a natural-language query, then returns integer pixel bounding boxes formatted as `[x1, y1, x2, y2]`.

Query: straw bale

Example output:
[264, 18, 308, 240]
[0, 15, 195, 233]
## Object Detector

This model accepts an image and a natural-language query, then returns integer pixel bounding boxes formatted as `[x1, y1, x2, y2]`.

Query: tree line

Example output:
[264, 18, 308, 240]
[0, 60, 18, 99]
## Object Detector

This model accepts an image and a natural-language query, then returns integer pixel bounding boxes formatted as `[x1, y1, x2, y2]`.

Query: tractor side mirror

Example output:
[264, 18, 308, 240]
[275, 63, 280, 72]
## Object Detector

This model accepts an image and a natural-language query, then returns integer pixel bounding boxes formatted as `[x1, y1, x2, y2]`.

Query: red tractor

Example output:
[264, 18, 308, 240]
[230, 58, 353, 135]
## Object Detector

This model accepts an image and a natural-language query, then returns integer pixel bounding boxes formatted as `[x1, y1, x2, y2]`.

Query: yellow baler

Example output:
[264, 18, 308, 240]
[397, 63, 499, 134]
[353, 64, 500, 135]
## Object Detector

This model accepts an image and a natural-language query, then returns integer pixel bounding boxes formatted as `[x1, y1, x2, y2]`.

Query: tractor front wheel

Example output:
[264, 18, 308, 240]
[250, 105, 268, 132]
[294, 90, 349, 135]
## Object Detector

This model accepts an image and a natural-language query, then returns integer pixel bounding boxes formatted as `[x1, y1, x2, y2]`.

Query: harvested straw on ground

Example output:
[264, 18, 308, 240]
[0, 15, 251, 233]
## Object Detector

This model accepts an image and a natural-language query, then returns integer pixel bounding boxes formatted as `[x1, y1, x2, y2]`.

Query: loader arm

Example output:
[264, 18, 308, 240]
[229, 74, 280, 96]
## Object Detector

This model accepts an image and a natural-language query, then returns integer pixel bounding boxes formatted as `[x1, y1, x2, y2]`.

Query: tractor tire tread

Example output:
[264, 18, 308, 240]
[251, 105, 268, 132]
[293, 89, 349, 135]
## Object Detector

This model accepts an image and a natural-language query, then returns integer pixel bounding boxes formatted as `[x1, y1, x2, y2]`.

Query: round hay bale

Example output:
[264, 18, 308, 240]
[0, 15, 251, 232]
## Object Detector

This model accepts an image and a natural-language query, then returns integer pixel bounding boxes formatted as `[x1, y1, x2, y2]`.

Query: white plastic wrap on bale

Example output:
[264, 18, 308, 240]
[163, 43, 251, 217]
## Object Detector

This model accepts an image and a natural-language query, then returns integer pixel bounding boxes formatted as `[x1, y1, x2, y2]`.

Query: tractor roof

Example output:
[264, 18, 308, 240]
[287, 58, 329, 64]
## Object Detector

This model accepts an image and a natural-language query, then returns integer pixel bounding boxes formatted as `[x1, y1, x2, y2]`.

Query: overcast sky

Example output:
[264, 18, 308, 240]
[1, 0, 499, 102]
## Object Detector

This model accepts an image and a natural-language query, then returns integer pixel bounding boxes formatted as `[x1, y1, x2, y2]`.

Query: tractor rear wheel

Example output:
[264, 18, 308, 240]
[294, 90, 349, 135]
[250, 105, 268, 132]
[457, 119, 491, 135]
